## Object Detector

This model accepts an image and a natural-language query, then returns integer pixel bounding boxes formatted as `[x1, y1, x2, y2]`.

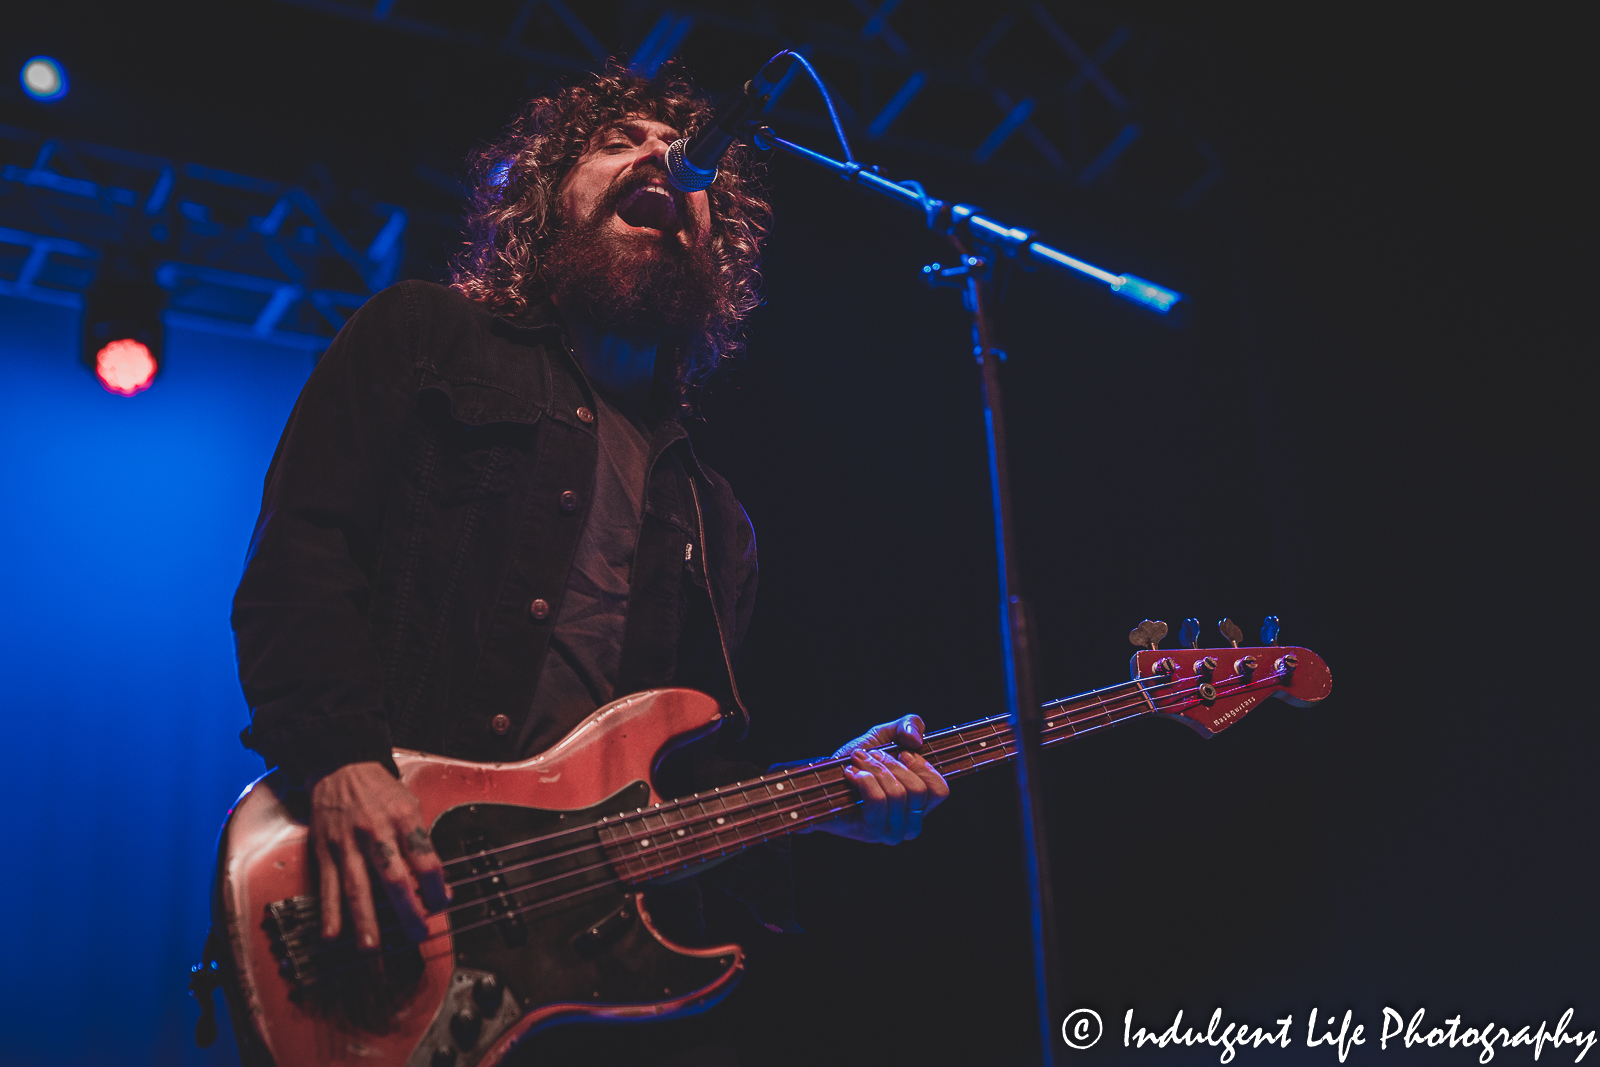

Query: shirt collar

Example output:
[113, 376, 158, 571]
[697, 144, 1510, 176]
[507, 300, 710, 477]
[487, 294, 568, 337]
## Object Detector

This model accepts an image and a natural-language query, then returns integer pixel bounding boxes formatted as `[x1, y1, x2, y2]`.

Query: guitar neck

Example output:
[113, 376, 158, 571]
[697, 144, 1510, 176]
[597, 677, 1159, 883]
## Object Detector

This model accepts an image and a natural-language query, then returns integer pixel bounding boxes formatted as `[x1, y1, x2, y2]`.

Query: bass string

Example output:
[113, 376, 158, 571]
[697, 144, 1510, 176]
[1042, 675, 1160, 710]
[311, 685, 1179, 979]
[583, 667, 1277, 859]
[299, 791, 874, 986]
[603, 704, 1170, 874]
[293, 670, 1287, 974]
[433, 682, 1164, 896]
[293, 696, 1174, 971]
[434, 713, 1015, 888]
[443, 667, 1271, 911]
[425, 684, 1171, 876]
[301, 729, 1016, 965]
[434, 677, 1162, 875]
[299, 672, 1245, 964]
[608, 667, 1263, 846]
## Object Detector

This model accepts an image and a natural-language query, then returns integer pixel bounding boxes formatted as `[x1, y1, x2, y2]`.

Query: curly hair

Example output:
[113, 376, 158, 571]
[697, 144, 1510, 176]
[450, 62, 771, 392]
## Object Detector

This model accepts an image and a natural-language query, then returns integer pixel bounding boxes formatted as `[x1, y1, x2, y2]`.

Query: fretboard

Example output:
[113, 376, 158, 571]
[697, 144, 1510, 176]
[597, 677, 1158, 884]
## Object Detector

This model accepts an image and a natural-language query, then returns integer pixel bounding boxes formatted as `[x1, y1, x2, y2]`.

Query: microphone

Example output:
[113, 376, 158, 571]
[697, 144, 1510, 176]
[665, 52, 795, 193]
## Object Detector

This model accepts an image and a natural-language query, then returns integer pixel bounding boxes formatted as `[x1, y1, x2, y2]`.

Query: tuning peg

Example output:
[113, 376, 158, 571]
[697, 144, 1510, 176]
[1261, 616, 1281, 646]
[1218, 618, 1243, 647]
[1179, 618, 1201, 649]
[1129, 619, 1168, 651]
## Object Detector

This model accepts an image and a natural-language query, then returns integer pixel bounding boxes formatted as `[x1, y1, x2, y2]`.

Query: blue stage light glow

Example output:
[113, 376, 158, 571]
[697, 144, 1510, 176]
[20, 56, 68, 102]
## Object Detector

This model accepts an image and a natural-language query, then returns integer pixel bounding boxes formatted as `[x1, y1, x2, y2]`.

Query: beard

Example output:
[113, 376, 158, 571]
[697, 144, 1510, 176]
[541, 172, 722, 343]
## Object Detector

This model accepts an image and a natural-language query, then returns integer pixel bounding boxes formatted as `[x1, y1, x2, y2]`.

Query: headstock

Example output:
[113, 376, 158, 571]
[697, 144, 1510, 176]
[1127, 617, 1332, 738]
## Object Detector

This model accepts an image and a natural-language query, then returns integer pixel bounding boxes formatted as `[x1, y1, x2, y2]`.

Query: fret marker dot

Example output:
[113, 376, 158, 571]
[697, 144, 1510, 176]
[677, 829, 685, 836]
[716, 817, 725, 825]
[790, 812, 798, 820]
[775, 783, 784, 791]
[640, 839, 650, 847]
[978, 741, 986, 747]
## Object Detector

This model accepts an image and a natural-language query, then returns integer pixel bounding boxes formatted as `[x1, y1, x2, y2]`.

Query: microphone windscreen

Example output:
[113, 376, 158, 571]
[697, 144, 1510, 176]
[665, 138, 717, 193]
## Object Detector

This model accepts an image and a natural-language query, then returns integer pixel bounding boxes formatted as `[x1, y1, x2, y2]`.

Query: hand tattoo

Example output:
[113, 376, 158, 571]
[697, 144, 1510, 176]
[404, 827, 435, 856]
[371, 840, 397, 867]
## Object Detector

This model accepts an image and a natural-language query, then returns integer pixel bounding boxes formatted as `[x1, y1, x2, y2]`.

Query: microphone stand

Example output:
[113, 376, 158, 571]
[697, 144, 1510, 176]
[750, 123, 1182, 1066]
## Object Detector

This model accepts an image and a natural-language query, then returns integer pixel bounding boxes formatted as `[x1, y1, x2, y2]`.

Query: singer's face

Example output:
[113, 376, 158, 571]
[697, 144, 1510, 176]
[558, 116, 712, 249]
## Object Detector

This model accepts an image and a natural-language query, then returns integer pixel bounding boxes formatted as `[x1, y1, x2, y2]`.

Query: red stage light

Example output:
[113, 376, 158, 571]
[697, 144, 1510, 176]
[95, 338, 158, 396]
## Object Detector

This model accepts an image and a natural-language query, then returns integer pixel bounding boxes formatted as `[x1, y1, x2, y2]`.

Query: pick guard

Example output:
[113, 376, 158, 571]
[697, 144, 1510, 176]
[427, 784, 735, 1063]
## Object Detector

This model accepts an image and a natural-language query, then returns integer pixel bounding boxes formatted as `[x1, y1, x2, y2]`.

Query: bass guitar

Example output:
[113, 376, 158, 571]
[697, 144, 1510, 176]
[195, 618, 1330, 1066]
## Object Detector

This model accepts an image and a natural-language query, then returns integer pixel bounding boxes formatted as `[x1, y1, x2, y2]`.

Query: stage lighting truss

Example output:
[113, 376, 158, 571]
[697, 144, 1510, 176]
[0, 2, 1219, 352]
[271, 0, 1222, 206]
[0, 127, 404, 351]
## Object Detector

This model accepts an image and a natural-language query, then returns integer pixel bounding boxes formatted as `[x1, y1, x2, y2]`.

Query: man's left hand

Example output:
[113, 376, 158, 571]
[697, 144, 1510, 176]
[808, 715, 950, 844]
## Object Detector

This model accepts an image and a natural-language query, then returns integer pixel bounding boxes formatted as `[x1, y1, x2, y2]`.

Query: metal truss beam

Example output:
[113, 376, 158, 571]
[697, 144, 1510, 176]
[0, 124, 404, 350]
[270, 0, 1222, 204]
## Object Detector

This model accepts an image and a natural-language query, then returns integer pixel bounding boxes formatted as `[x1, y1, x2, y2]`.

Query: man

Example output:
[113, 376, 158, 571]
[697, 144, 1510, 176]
[231, 63, 948, 1061]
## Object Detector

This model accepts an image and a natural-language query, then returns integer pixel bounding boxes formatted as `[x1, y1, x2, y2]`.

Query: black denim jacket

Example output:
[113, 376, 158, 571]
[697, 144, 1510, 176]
[231, 280, 759, 785]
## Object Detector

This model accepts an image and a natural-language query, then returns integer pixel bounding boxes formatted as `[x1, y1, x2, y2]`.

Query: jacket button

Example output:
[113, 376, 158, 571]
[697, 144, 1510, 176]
[560, 490, 578, 512]
[529, 598, 550, 620]
[489, 714, 511, 736]
[576, 406, 594, 424]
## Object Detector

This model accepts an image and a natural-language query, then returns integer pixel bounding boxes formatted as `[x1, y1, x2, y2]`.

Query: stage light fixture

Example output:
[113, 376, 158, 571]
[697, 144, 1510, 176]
[21, 56, 68, 101]
[82, 259, 165, 397]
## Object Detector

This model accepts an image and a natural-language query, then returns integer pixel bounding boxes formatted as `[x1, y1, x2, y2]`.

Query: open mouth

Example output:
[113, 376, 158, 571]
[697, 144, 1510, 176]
[615, 181, 682, 234]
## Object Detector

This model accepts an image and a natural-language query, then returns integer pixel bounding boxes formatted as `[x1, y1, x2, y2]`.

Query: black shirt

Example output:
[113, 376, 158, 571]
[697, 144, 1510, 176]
[518, 382, 653, 756]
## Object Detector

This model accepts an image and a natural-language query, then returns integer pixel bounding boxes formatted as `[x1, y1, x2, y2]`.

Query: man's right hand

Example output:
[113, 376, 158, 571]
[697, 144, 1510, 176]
[308, 761, 451, 950]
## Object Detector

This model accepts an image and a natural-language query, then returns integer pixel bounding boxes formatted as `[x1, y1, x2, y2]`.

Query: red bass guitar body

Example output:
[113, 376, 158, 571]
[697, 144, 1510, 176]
[213, 688, 743, 1067]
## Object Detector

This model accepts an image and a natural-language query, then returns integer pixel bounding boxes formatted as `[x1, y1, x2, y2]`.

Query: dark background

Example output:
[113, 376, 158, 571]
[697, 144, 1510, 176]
[2, 2, 1592, 1063]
